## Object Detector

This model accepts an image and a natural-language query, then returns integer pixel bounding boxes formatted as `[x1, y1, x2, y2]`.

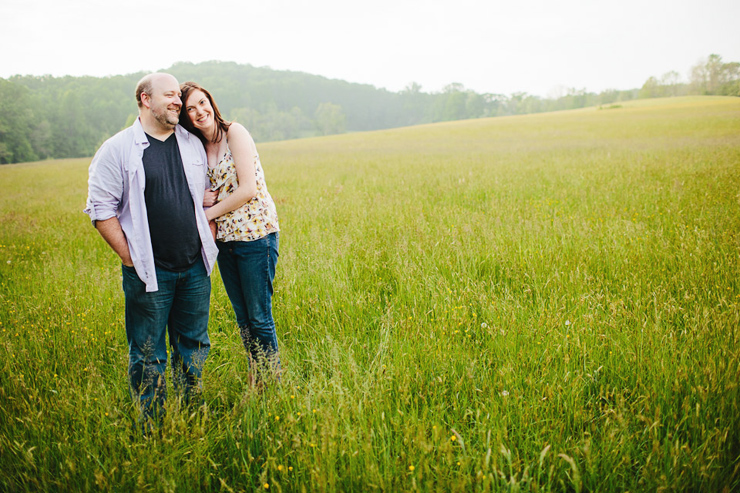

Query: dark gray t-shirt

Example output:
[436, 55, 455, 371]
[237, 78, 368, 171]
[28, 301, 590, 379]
[142, 133, 201, 272]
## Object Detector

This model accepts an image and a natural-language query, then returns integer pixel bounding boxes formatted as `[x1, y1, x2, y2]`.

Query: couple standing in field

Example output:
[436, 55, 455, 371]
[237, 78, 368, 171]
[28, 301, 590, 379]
[84, 73, 280, 428]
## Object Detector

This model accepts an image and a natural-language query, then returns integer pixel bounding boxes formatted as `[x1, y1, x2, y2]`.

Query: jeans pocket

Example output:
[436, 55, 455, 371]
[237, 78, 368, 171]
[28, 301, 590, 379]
[121, 264, 142, 293]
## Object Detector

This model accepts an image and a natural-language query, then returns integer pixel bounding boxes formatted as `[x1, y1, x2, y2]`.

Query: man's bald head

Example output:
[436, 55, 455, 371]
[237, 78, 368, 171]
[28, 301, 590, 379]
[135, 73, 179, 109]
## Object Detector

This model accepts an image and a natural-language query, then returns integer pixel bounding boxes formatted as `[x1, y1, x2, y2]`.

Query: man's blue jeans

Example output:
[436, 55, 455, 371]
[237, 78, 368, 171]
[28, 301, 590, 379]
[216, 233, 279, 370]
[121, 257, 211, 420]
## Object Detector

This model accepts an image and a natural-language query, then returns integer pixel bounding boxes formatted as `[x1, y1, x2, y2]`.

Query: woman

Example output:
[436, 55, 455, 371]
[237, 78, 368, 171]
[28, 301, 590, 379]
[179, 81, 280, 379]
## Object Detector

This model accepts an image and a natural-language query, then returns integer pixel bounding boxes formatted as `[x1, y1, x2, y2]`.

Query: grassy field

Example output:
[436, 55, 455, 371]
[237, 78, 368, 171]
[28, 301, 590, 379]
[1, 96, 739, 492]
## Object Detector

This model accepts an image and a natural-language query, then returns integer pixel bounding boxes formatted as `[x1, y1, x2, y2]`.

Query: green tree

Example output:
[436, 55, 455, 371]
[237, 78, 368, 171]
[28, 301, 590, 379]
[0, 79, 37, 164]
[718, 62, 740, 96]
[659, 71, 684, 97]
[434, 83, 468, 122]
[639, 76, 661, 99]
[314, 103, 346, 136]
[689, 54, 740, 95]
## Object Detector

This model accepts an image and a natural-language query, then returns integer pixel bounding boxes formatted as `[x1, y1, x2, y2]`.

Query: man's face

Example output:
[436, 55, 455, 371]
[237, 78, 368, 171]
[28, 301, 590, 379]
[145, 75, 182, 128]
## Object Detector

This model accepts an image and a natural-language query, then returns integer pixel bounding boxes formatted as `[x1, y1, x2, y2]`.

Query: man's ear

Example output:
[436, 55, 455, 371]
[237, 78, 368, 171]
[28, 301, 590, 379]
[140, 93, 151, 109]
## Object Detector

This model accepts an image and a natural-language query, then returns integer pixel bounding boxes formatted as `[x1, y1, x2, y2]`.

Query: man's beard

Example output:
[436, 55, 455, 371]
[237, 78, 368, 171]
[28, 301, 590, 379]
[153, 105, 179, 128]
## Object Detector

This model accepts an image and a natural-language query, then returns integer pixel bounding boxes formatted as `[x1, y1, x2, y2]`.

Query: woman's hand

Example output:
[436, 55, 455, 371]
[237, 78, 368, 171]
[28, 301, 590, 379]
[209, 220, 217, 240]
[203, 189, 219, 207]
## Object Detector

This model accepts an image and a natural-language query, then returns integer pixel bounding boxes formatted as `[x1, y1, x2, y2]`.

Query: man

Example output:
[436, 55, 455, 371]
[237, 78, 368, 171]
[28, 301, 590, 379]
[85, 73, 218, 425]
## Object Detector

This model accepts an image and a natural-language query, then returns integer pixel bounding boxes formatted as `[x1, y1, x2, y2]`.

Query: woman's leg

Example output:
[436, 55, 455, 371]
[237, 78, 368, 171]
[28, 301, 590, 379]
[217, 234, 280, 369]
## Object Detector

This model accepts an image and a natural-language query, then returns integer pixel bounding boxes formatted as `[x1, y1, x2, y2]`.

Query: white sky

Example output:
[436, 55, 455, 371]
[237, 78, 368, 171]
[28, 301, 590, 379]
[1, 0, 738, 97]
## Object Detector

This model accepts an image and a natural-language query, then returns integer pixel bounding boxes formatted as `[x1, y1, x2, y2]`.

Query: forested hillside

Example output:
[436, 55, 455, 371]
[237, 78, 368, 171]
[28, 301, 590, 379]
[1, 56, 737, 164]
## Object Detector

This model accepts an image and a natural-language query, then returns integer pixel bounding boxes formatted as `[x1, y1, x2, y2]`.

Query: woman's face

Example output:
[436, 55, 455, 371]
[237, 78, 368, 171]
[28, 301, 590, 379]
[184, 89, 214, 133]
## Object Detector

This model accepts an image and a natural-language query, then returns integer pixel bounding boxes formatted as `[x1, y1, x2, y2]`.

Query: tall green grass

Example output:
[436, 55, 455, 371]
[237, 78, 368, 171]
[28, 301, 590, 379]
[1, 96, 739, 491]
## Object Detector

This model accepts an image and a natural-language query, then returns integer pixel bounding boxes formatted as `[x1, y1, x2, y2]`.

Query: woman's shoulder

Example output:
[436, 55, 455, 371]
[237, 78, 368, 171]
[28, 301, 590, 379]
[226, 122, 251, 140]
[226, 122, 257, 151]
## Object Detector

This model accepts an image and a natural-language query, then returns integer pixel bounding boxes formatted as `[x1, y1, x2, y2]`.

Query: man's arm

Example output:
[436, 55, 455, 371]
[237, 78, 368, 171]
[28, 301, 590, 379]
[95, 217, 133, 267]
[85, 137, 134, 266]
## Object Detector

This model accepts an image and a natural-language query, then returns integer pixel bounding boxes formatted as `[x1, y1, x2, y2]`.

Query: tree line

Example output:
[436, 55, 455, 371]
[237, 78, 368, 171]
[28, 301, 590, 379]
[1, 55, 737, 165]
[638, 54, 740, 99]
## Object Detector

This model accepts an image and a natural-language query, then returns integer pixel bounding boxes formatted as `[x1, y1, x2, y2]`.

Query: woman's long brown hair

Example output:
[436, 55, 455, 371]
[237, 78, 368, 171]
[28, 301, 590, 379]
[179, 81, 231, 145]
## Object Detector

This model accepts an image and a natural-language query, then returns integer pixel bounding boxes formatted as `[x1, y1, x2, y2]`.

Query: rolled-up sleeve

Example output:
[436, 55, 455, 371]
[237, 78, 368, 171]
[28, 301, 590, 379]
[84, 141, 123, 225]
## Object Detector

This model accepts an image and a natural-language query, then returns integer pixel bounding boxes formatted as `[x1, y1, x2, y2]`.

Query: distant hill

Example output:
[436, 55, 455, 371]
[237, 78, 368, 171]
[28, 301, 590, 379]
[2, 55, 736, 164]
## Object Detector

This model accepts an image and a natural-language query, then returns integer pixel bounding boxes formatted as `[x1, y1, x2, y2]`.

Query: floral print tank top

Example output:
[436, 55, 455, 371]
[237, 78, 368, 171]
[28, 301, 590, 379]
[207, 141, 280, 242]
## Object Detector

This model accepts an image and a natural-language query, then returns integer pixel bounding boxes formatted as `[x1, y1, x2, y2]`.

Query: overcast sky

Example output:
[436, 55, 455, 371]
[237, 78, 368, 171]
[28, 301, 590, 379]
[1, 0, 738, 97]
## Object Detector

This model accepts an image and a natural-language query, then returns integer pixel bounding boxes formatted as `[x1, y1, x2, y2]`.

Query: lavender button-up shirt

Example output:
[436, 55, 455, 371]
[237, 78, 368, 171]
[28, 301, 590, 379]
[84, 118, 218, 292]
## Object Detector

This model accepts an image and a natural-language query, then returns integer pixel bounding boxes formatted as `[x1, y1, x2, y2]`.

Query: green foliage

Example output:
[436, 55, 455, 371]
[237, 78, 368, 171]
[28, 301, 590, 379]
[1, 97, 739, 491]
[641, 54, 740, 99]
[314, 102, 346, 136]
[0, 79, 37, 164]
[639, 76, 660, 99]
[5, 74, 141, 162]
[0, 60, 654, 165]
[0, 54, 735, 167]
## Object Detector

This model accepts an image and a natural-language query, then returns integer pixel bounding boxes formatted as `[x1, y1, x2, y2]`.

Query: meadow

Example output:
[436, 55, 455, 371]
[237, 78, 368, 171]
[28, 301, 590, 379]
[1, 96, 738, 492]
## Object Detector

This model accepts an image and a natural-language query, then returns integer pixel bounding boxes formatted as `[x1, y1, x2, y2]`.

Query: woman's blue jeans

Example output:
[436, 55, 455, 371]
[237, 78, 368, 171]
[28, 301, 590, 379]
[122, 258, 211, 420]
[216, 233, 280, 370]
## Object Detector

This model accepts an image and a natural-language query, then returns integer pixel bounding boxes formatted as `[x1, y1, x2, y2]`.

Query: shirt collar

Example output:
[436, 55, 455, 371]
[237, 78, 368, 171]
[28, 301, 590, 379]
[133, 117, 189, 145]
[132, 117, 148, 145]
[175, 124, 192, 140]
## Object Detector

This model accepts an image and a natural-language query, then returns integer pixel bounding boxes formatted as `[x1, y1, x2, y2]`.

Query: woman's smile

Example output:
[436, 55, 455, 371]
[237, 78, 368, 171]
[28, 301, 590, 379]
[196, 111, 210, 125]
[185, 89, 215, 133]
